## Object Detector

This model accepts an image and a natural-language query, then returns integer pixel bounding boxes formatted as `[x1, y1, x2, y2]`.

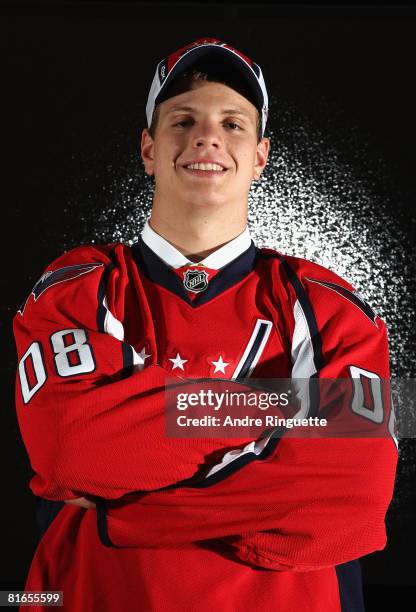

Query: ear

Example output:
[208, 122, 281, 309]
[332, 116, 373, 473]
[141, 128, 155, 176]
[253, 137, 270, 180]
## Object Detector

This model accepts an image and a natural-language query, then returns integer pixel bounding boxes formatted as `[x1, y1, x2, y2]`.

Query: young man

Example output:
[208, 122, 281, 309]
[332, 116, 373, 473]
[13, 38, 397, 611]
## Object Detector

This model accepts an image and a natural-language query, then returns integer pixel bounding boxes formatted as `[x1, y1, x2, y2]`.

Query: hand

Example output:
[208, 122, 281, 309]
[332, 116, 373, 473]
[64, 496, 96, 509]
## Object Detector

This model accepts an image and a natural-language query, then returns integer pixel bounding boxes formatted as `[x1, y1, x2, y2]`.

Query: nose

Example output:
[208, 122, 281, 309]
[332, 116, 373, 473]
[191, 119, 222, 149]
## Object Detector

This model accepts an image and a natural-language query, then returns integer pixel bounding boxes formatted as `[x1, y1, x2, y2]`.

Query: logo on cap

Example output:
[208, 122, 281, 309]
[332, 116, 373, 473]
[183, 269, 209, 293]
[158, 60, 168, 83]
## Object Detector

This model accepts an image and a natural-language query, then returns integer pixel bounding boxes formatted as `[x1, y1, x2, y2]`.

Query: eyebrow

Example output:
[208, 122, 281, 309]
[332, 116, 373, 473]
[166, 106, 251, 117]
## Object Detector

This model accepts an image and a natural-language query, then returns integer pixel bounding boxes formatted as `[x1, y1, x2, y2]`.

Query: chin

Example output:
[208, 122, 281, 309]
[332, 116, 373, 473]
[186, 197, 229, 210]
[185, 188, 233, 207]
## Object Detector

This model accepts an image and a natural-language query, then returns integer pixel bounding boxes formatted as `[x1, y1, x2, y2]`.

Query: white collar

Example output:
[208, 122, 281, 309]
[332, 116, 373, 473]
[141, 220, 252, 270]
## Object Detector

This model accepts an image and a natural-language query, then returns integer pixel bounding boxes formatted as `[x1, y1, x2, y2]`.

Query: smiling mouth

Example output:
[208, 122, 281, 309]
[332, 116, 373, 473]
[182, 167, 228, 179]
[180, 162, 229, 178]
[186, 162, 226, 171]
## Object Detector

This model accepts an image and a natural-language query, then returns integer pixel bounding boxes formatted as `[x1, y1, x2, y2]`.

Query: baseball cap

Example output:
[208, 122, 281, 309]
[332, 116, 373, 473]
[146, 37, 269, 137]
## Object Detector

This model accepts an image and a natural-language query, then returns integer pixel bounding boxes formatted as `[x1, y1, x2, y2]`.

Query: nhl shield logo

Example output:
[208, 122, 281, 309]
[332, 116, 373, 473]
[183, 269, 209, 293]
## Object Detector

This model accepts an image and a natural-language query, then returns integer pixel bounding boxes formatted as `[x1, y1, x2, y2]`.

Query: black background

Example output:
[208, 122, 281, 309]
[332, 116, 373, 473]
[2, 1, 415, 606]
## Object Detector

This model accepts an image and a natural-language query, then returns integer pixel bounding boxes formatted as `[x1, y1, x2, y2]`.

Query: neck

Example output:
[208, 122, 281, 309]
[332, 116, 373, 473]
[149, 205, 248, 262]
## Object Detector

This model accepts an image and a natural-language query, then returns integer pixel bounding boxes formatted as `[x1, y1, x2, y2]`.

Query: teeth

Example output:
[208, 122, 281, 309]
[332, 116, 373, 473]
[186, 163, 225, 171]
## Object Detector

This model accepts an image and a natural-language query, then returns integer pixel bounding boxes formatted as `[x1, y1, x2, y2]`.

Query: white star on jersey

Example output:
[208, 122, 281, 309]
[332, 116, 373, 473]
[138, 347, 151, 362]
[169, 353, 188, 371]
[211, 355, 230, 374]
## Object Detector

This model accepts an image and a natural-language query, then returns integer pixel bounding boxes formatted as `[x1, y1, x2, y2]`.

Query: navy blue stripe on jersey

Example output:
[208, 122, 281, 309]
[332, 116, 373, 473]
[305, 277, 377, 325]
[96, 256, 133, 373]
[96, 263, 116, 332]
[35, 498, 64, 538]
[233, 320, 272, 378]
[256, 251, 324, 420]
[274, 255, 324, 419]
[121, 343, 135, 377]
[335, 559, 365, 611]
[131, 237, 258, 307]
[96, 498, 116, 547]
[275, 256, 325, 373]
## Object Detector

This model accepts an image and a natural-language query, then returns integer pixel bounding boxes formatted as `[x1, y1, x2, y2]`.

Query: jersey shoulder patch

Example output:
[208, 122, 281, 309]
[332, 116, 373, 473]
[16, 243, 119, 317]
[304, 277, 378, 325]
[275, 254, 379, 326]
[17, 263, 104, 316]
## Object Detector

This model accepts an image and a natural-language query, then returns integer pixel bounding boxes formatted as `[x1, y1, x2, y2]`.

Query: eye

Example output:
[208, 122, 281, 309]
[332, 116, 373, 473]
[224, 121, 242, 131]
[173, 119, 194, 128]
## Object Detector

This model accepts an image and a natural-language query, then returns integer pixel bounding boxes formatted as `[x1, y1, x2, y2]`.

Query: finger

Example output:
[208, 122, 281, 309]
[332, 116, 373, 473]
[64, 497, 96, 509]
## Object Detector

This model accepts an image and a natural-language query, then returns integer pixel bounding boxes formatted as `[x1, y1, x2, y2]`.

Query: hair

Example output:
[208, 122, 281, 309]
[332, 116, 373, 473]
[148, 66, 263, 143]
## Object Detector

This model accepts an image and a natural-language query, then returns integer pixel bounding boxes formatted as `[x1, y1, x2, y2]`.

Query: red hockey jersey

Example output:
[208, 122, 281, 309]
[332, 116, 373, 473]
[13, 236, 398, 611]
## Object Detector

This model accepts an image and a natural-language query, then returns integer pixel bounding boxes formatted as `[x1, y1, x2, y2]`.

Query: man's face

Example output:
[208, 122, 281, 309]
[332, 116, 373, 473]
[141, 80, 269, 213]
